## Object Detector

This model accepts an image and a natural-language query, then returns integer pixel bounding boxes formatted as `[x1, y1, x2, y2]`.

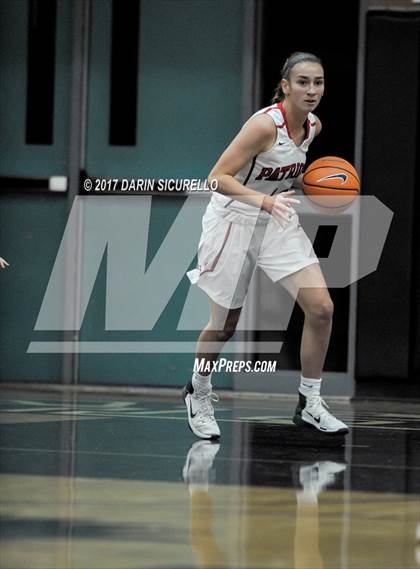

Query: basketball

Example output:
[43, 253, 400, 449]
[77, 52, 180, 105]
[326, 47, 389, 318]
[302, 156, 360, 210]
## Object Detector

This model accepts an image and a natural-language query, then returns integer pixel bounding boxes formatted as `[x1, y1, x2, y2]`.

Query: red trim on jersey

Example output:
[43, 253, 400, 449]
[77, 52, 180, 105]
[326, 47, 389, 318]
[199, 223, 233, 276]
[264, 106, 285, 128]
[278, 102, 315, 145]
[304, 119, 317, 141]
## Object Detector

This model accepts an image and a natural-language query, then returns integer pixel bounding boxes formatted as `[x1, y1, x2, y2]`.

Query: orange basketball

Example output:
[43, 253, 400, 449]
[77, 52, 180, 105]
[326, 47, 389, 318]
[302, 156, 360, 209]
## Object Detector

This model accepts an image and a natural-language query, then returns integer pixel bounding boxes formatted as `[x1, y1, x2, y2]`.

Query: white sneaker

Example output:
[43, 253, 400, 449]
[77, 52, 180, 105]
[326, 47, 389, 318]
[182, 381, 221, 440]
[182, 440, 221, 491]
[293, 391, 349, 434]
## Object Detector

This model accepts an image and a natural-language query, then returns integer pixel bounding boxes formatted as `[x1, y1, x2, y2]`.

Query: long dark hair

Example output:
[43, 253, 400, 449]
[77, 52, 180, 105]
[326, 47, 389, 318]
[271, 52, 323, 103]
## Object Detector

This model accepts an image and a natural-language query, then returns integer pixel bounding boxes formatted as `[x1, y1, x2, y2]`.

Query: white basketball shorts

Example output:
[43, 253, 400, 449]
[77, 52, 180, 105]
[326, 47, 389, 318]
[187, 202, 318, 309]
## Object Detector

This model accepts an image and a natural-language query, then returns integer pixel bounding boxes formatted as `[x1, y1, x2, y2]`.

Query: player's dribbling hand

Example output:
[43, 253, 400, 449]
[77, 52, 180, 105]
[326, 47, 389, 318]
[0, 257, 10, 269]
[263, 191, 300, 226]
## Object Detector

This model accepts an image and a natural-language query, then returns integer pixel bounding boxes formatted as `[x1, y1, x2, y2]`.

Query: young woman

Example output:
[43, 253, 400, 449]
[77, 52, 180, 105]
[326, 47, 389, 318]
[183, 52, 348, 439]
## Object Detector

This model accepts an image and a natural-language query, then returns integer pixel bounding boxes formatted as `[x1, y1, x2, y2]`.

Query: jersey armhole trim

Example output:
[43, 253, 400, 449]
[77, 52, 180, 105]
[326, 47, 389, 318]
[258, 111, 284, 153]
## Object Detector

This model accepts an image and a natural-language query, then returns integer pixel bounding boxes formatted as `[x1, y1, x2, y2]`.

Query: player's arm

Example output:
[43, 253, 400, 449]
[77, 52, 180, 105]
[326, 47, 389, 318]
[293, 115, 322, 190]
[208, 115, 299, 221]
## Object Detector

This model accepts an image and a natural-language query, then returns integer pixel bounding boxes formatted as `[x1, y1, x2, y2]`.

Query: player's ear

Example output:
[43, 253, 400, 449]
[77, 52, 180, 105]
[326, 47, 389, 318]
[280, 78, 289, 97]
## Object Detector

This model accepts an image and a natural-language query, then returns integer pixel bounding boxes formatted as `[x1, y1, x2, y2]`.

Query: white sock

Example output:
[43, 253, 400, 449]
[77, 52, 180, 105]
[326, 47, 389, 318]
[299, 375, 321, 397]
[192, 371, 212, 393]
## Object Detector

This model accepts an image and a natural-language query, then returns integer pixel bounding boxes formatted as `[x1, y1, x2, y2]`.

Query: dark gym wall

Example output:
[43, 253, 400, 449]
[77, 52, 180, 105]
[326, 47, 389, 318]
[260, 0, 359, 164]
[356, 11, 420, 380]
[260, 0, 360, 372]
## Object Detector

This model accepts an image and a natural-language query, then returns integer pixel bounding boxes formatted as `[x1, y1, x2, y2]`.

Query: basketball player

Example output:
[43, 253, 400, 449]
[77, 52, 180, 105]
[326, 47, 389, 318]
[183, 52, 348, 439]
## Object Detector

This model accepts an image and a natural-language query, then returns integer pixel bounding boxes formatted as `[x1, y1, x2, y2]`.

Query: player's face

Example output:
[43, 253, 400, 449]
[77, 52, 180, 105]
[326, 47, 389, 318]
[283, 62, 325, 112]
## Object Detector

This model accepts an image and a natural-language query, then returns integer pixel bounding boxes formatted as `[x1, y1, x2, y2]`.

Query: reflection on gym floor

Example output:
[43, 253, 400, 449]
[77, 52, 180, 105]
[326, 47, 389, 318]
[0, 391, 419, 568]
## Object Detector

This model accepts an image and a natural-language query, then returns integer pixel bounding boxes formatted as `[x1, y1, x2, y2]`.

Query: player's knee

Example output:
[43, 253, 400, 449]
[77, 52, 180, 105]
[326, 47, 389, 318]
[207, 321, 237, 343]
[208, 311, 240, 343]
[215, 326, 237, 343]
[308, 298, 334, 324]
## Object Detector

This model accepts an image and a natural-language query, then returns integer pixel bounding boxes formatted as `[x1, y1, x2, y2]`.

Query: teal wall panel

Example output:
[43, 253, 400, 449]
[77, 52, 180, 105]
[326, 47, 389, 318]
[0, 195, 68, 381]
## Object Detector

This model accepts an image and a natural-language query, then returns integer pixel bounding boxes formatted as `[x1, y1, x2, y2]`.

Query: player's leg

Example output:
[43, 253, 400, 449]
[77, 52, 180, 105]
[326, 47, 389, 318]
[183, 299, 242, 439]
[195, 299, 242, 377]
[280, 263, 332, 377]
[280, 263, 348, 434]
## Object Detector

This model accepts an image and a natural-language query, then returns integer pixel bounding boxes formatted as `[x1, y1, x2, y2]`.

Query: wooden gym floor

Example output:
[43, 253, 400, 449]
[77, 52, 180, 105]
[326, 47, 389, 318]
[0, 388, 419, 569]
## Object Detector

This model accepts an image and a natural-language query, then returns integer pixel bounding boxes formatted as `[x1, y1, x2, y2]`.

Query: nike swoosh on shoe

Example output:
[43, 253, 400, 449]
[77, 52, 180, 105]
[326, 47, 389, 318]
[306, 412, 321, 423]
[189, 399, 197, 418]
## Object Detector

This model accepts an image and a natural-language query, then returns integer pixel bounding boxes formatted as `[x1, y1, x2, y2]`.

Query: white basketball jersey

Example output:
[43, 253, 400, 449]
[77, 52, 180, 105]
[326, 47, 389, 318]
[210, 102, 317, 222]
